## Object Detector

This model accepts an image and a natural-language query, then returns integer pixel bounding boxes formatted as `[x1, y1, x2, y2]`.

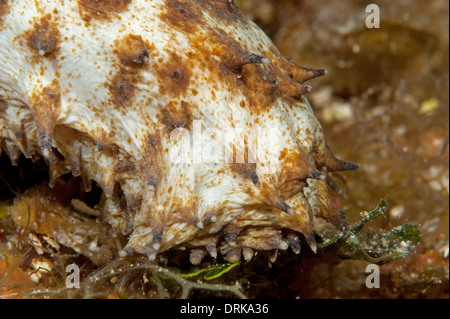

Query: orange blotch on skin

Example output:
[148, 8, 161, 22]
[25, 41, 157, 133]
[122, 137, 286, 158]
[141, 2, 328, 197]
[0, 0, 10, 25]
[113, 34, 150, 67]
[25, 14, 60, 57]
[78, 0, 131, 23]
[157, 53, 192, 97]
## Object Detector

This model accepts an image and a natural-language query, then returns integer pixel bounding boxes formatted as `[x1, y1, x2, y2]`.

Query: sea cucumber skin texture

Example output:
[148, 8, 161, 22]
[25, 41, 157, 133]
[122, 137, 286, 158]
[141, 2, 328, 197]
[0, 0, 357, 263]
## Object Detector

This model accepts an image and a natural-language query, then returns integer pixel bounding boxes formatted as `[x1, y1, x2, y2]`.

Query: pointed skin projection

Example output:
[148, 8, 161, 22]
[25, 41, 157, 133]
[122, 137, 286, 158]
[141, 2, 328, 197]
[0, 0, 358, 263]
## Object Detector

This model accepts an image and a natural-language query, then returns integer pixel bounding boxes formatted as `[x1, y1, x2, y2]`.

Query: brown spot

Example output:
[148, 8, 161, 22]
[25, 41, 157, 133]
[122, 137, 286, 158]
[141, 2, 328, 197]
[240, 57, 316, 113]
[78, 0, 131, 23]
[31, 79, 61, 128]
[241, 64, 278, 112]
[165, 100, 190, 128]
[113, 34, 150, 67]
[0, 0, 9, 26]
[278, 179, 307, 199]
[188, 29, 269, 79]
[167, 204, 196, 226]
[108, 69, 140, 108]
[158, 53, 192, 97]
[161, 0, 203, 33]
[26, 14, 60, 57]
[278, 146, 321, 187]
[232, 163, 260, 186]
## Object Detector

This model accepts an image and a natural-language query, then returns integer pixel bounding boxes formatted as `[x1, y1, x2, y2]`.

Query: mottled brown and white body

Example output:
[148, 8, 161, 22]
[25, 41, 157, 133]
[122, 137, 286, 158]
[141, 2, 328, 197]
[0, 0, 357, 264]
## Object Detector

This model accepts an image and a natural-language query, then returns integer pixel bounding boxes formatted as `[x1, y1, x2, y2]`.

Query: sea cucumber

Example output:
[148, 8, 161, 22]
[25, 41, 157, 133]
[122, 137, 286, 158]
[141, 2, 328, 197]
[0, 0, 358, 264]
